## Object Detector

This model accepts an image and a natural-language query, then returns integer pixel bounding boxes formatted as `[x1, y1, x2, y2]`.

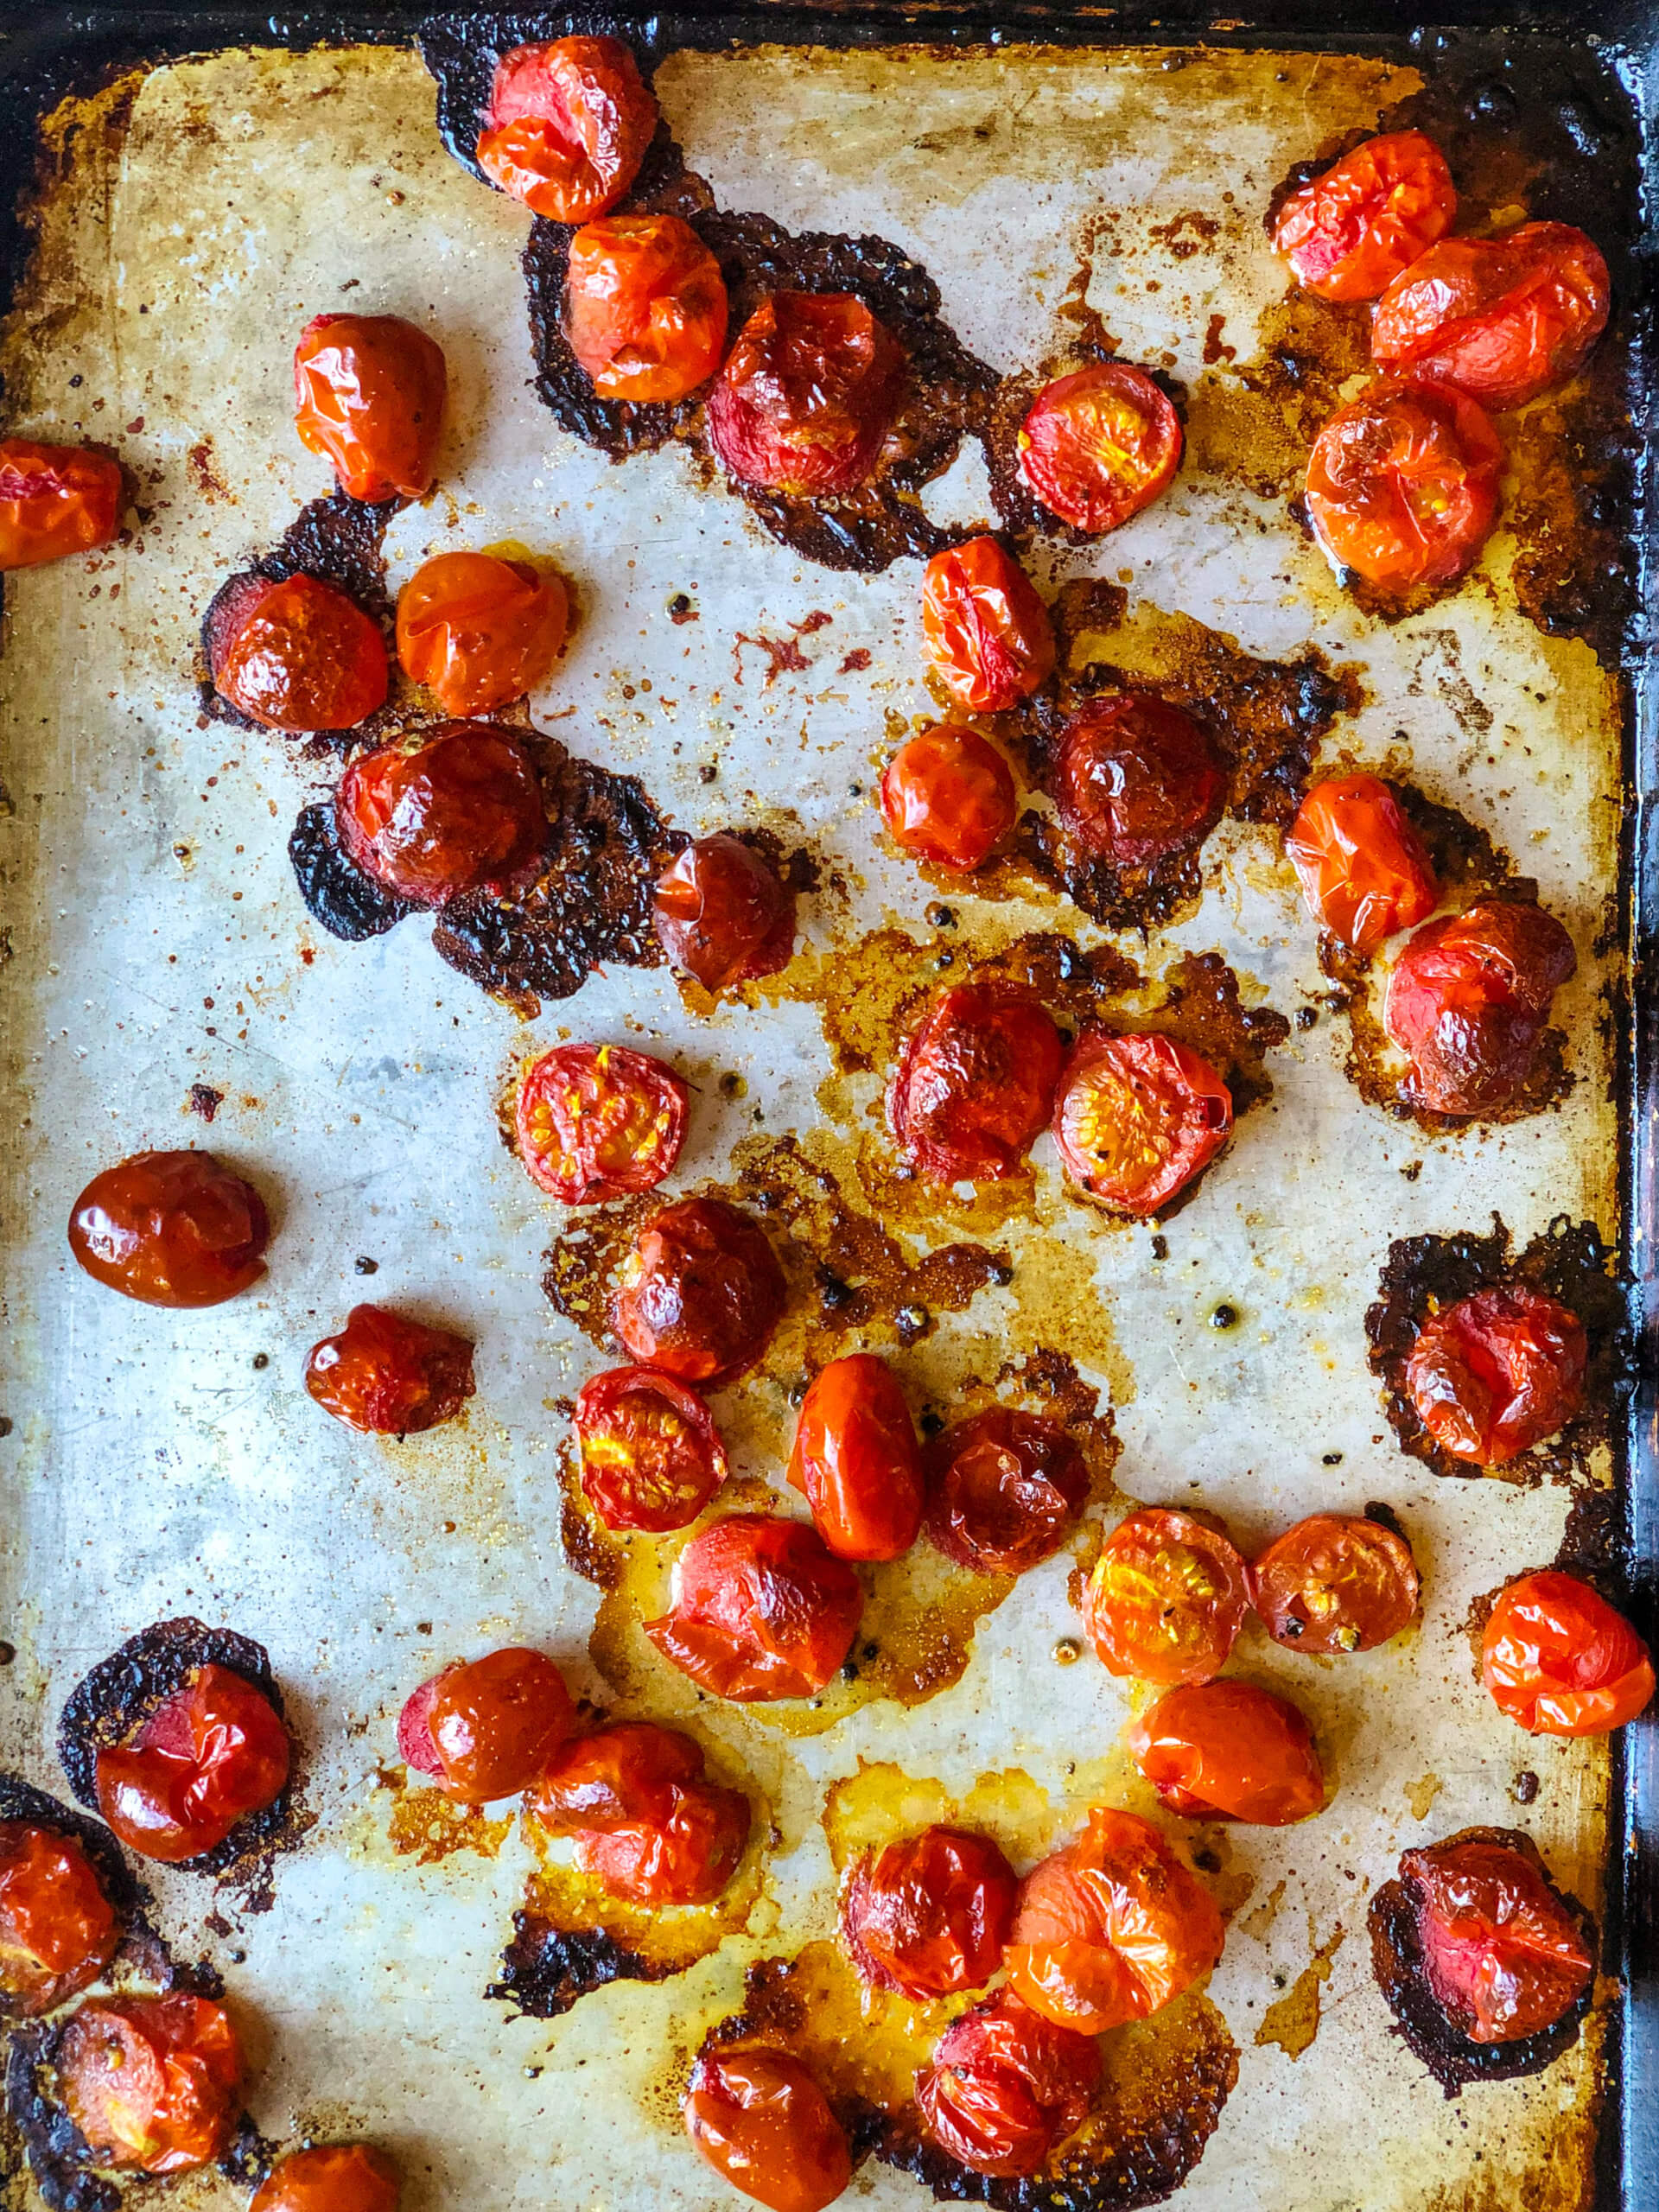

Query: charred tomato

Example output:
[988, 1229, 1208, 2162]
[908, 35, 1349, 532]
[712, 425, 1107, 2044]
[397, 1647, 572, 1803]
[1082, 1506, 1249, 1684]
[920, 537, 1056, 713]
[1286, 774, 1439, 952]
[335, 721, 547, 906]
[1304, 379, 1502, 592]
[1272, 130, 1457, 302]
[573, 1364, 728, 1534]
[916, 1991, 1100, 2181]
[924, 1407, 1090, 1577]
[643, 1513, 862, 1701]
[1400, 1831, 1593, 2044]
[0, 1824, 120, 2016]
[611, 1197, 785, 1386]
[59, 1993, 243, 2173]
[68, 1149, 269, 1309]
[684, 2050, 851, 2212]
[1016, 364, 1182, 535]
[516, 1042, 688, 1205]
[1053, 1032, 1232, 1216]
[652, 834, 797, 992]
[880, 725, 1019, 874]
[209, 571, 389, 734]
[891, 982, 1063, 1185]
[1383, 897, 1577, 1116]
[1251, 1513, 1421, 1654]
[251, 2145, 402, 2212]
[93, 1662, 290, 1864]
[564, 213, 728, 402]
[1482, 1570, 1655, 1738]
[787, 1353, 924, 1563]
[396, 551, 568, 717]
[531, 1719, 750, 1904]
[1128, 1680, 1325, 1825]
[1052, 693, 1225, 872]
[0, 440, 121, 569]
[303, 1304, 476, 1436]
[707, 291, 906, 497]
[476, 37, 658, 224]
[293, 314, 447, 503]
[840, 1825, 1017, 2000]
[1404, 1283, 1586, 1468]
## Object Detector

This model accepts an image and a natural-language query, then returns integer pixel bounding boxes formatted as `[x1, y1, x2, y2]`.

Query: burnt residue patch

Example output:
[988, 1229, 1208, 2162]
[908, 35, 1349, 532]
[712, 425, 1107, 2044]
[543, 1192, 655, 1358]
[289, 802, 412, 943]
[486, 1912, 662, 2019]
[186, 1083, 224, 1122]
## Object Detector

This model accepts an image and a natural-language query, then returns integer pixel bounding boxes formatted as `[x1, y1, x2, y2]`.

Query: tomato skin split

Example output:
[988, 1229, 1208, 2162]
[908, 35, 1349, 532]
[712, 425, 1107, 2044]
[1272, 131, 1457, 302]
[1016, 365, 1182, 534]
[564, 213, 728, 402]
[476, 38, 658, 224]
[920, 537, 1055, 712]
[1250, 1514, 1420, 1655]
[924, 1407, 1090, 1575]
[916, 1992, 1101, 2179]
[643, 1514, 863, 1702]
[397, 551, 568, 717]
[839, 1825, 1018, 2000]
[1403, 1283, 1586, 1467]
[573, 1365, 728, 1535]
[1052, 1033, 1232, 1217]
[1305, 380, 1502, 593]
[1286, 775, 1439, 953]
[0, 1824, 121, 2016]
[707, 292, 906, 497]
[0, 440, 122, 569]
[1402, 1833, 1593, 2044]
[304, 1305, 476, 1435]
[93, 1663, 291, 1864]
[1082, 1506, 1249, 1683]
[58, 1993, 244, 2174]
[531, 1721, 751, 1905]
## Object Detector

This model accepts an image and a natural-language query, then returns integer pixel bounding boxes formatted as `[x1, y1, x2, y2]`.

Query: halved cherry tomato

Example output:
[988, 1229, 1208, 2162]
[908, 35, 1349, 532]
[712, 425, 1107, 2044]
[891, 982, 1063, 1185]
[924, 1407, 1090, 1576]
[336, 721, 546, 906]
[1404, 1283, 1586, 1467]
[1286, 774, 1439, 952]
[294, 315, 447, 504]
[1053, 1032, 1232, 1216]
[611, 1197, 785, 1385]
[644, 1514, 862, 1701]
[1304, 379, 1502, 592]
[565, 213, 728, 402]
[59, 1993, 243, 2173]
[1128, 1681, 1325, 1825]
[209, 571, 389, 734]
[1402, 1832, 1592, 2044]
[880, 725, 1018, 873]
[920, 537, 1056, 713]
[1251, 1513, 1420, 1654]
[476, 37, 658, 224]
[1371, 221, 1611, 412]
[0, 1825, 119, 2016]
[684, 2050, 851, 2212]
[1383, 896, 1577, 1116]
[1016, 365, 1182, 535]
[787, 1353, 924, 1563]
[531, 1721, 750, 1904]
[707, 292, 906, 497]
[396, 551, 568, 716]
[68, 1150, 269, 1309]
[397, 1647, 572, 1803]
[1082, 1507, 1249, 1684]
[94, 1665, 290, 1864]
[516, 1043, 688, 1205]
[839, 1826, 1017, 2000]
[652, 834, 797, 992]
[251, 2145, 402, 2212]
[303, 1305, 475, 1435]
[1482, 1570, 1655, 1738]
[1272, 131, 1457, 302]
[0, 440, 121, 569]
[1052, 693, 1225, 871]
[573, 1366, 728, 1534]
[916, 1991, 1100, 2180]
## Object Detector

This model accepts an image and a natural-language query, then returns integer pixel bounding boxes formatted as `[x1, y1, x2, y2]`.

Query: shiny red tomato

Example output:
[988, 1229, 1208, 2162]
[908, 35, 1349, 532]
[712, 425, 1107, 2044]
[1128, 1681, 1325, 1826]
[0, 440, 121, 569]
[0, 1824, 119, 2016]
[251, 2145, 402, 2212]
[1482, 1570, 1654, 1738]
[531, 1721, 750, 1904]
[1016, 365, 1182, 534]
[565, 213, 728, 402]
[684, 2050, 851, 2212]
[920, 537, 1055, 712]
[574, 1365, 728, 1533]
[611, 1197, 785, 1385]
[652, 834, 797, 992]
[707, 292, 906, 496]
[787, 1353, 924, 1563]
[1304, 379, 1502, 592]
[839, 1826, 1017, 2000]
[1251, 1514, 1420, 1654]
[891, 982, 1063, 1185]
[68, 1150, 269, 1308]
[916, 1992, 1100, 2180]
[1402, 1833, 1592, 2044]
[1272, 131, 1457, 302]
[59, 1994, 243, 2173]
[477, 37, 658, 223]
[1286, 774, 1439, 952]
[1052, 1032, 1232, 1216]
[1404, 1283, 1586, 1467]
[1082, 1507, 1249, 1684]
[294, 315, 447, 503]
[924, 1407, 1090, 1576]
[1052, 693, 1225, 871]
[1383, 896, 1577, 1116]
[94, 1663, 290, 1864]
[644, 1514, 862, 1701]
[396, 551, 568, 716]
[209, 571, 389, 733]
[880, 725, 1019, 873]
[335, 722, 547, 906]
[303, 1305, 475, 1435]
[516, 1042, 688, 1205]
[1371, 221, 1611, 412]
[397, 1647, 572, 1803]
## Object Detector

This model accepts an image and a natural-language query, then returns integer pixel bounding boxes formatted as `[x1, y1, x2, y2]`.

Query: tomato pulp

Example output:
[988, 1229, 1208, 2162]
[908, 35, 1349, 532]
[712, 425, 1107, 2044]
[1082, 1507, 1249, 1683]
[644, 1514, 863, 1701]
[1403, 1282, 1586, 1466]
[303, 1305, 476, 1435]
[1052, 1032, 1232, 1215]
[59, 1993, 243, 2173]
[0, 1824, 120, 2015]
[1482, 1570, 1655, 1738]
[924, 1407, 1090, 1576]
[516, 1042, 688, 1205]
[477, 37, 658, 223]
[94, 1663, 290, 1863]
[1272, 130, 1457, 301]
[610, 1197, 786, 1385]
[397, 1647, 573, 1802]
[574, 1365, 728, 1533]
[396, 550, 568, 716]
[68, 1149, 269, 1308]
[1017, 364, 1182, 534]
[1286, 774, 1439, 952]
[1250, 1513, 1421, 1654]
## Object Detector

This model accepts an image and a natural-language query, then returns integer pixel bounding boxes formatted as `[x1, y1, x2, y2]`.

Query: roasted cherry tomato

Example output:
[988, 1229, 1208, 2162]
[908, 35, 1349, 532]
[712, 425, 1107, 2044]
[68, 1150, 269, 1309]
[707, 292, 906, 497]
[476, 37, 658, 224]
[59, 1993, 243, 2173]
[303, 1304, 475, 1436]
[335, 721, 547, 906]
[0, 1824, 119, 2016]
[94, 1663, 290, 1864]
[1016, 365, 1182, 535]
[644, 1514, 862, 1702]
[1082, 1507, 1249, 1684]
[1304, 379, 1502, 591]
[611, 1197, 785, 1385]
[1052, 693, 1225, 871]
[787, 1353, 924, 1563]
[920, 537, 1056, 713]
[574, 1365, 728, 1533]
[1286, 774, 1439, 952]
[1128, 1681, 1325, 1826]
[397, 1647, 572, 1803]
[1402, 1833, 1593, 2044]
[0, 440, 121, 569]
[684, 2050, 851, 2212]
[294, 315, 447, 504]
[916, 1992, 1100, 2181]
[880, 726, 1018, 873]
[396, 551, 568, 716]
[516, 1042, 688, 1205]
[531, 1721, 751, 1904]
[1482, 1570, 1655, 1738]
[251, 2145, 402, 2212]
[891, 982, 1063, 1185]
[208, 571, 389, 733]
[840, 1826, 1017, 2000]
[924, 1407, 1090, 1576]
[1272, 131, 1457, 302]
[1405, 1284, 1587, 1466]
[1371, 221, 1611, 413]
[1383, 896, 1577, 1116]
[1251, 1513, 1420, 1654]
[652, 834, 797, 992]
[1052, 1032, 1232, 1216]
[565, 213, 728, 402]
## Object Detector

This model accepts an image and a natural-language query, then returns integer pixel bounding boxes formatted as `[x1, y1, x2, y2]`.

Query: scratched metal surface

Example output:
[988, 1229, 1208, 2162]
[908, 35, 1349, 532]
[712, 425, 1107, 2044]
[0, 36, 1625, 2212]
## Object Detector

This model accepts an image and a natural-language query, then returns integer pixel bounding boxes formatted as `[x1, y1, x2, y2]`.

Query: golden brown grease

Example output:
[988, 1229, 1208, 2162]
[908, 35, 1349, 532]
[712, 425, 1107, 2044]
[386, 1780, 513, 1866]
[1255, 1921, 1345, 2059]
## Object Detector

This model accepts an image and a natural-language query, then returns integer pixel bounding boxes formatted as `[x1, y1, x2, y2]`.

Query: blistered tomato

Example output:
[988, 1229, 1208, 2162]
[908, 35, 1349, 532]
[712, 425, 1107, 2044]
[1482, 1570, 1654, 1738]
[841, 1825, 1016, 2001]
[564, 213, 728, 402]
[787, 1354, 924, 1563]
[1402, 1832, 1593, 2044]
[0, 1824, 119, 2015]
[335, 722, 547, 906]
[531, 1721, 750, 1904]
[573, 1365, 728, 1533]
[1286, 775, 1439, 952]
[1082, 1507, 1249, 1684]
[924, 1408, 1090, 1576]
[1383, 896, 1577, 1116]
[251, 2145, 402, 2212]
[1251, 1514, 1421, 1654]
[477, 37, 658, 224]
[1272, 131, 1457, 302]
[916, 1992, 1100, 2179]
[610, 1197, 785, 1385]
[0, 440, 121, 569]
[1305, 380, 1502, 592]
[208, 571, 389, 733]
[684, 2050, 851, 2212]
[516, 1042, 688, 1205]
[891, 982, 1063, 1185]
[59, 1993, 243, 2173]
[303, 1305, 475, 1435]
[880, 726, 1018, 873]
[920, 537, 1055, 712]
[1404, 1283, 1586, 1467]
[1128, 1680, 1325, 1826]
[1052, 1032, 1232, 1216]
[652, 834, 797, 992]
[94, 1663, 290, 1864]
[1016, 365, 1182, 534]
[644, 1514, 863, 1701]
[294, 315, 447, 504]
[396, 551, 568, 716]
[1052, 693, 1225, 871]
[68, 1150, 269, 1308]
[397, 1647, 572, 1802]
[707, 292, 906, 497]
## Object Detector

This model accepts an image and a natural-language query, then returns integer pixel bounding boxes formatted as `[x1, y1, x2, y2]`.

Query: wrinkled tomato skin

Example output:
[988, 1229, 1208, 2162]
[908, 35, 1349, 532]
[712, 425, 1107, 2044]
[1403, 1834, 1593, 2044]
[251, 2145, 402, 2212]
[787, 1354, 925, 1563]
[531, 1721, 750, 1904]
[652, 834, 797, 992]
[1404, 1283, 1586, 1467]
[684, 2050, 852, 2212]
[396, 551, 568, 716]
[1250, 1514, 1421, 1655]
[335, 721, 547, 906]
[1082, 1507, 1249, 1685]
[1305, 379, 1502, 592]
[397, 1648, 572, 1803]
[209, 571, 389, 734]
[924, 1407, 1090, 1576]
[916, 1993, 1100, 2181]
[1384, 897, 1577, 1116]
[611, 1197, 785, 1386]
[59, 1993, 243, 2174]
[0, 1825, 120, 2016]
[68, 1150, 269, 1309]
[1016, 365, 1183, 535]
[1128, 1681, 1325, 1826]
[0, 441, 121, 569]
[1053, 1032, 1233, 1217]
[477, 37, 658, 224]
[892, 983, 1064, 1185]
[880, 726, 1019, 873]
[707, 292, 906, 497]
[921, 537, 1056, 713]
[516, 1042, 688, 1205]
[573, 1365, 728, 1534]
[294, 315, 447, 503]
[840, 1826, 1018, 2000]
[303, 1305, 475, 1436]
[644, 1514, 863, 1702]
[1371, 221, 1611, 412]
[1052, 694, 1225, 872]
[94, 1664, 290, 1865]
[1273, 131, 1457, 302]
[1482, 1570, 1655, 1738]
[565, 213, 728, 402]
[1287, 775, 1440, 953]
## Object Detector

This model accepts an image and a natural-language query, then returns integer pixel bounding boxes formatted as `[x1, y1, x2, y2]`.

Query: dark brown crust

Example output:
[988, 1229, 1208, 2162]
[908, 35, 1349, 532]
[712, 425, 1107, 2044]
[485, 1912, 665, 2019]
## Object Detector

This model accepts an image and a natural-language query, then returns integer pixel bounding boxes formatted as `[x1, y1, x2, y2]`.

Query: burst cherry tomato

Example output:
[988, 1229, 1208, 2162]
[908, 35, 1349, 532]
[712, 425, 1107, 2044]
[1371, 221, 1611, 413]
[303, 1304, 475, 1435]
[93, 1663, 290, 1864]
[1401, 1832, 1593, 2044]
[1251, 1514, 1420, 1654]
[1286, 774, 1439, 953]
[68, 1150, 269, 1308]
[565, 213, 728, 402]
[1017, 365, 1182, 535]
[1128, 1680, 1325, 1825]
[1304, 379, 1502, 591]
[208, 571, 389, 733]
[611, 1197, 785, 1385]
[59, 1993, 243, 2173]
[1404, 1282, 1586, 1468]
[880, 726, 1018, 873]
[396, 551, 568, 716]
[1052, 693, 1225, 871]
[1482, 1570, 1655, 1738]
[920, 537, 1055, 713]
[0, 440, 121, 569]
[891, 982, 1063, 1185]
[684, 2050, 851, 2212]
[924, 1408, 1090, 1576]
[1383, 896, 1577, 1116]
[531, 1721, 750, 1904]
[574, 1365, 727, 1534]
[397, 1647, 572, 1803]
[516, 1043, 688, 1205]
[335, 722, 547, 906]
[476, 37, 658, 224]
[251, 2145, 402, 2212]
[0, 1825, 119, 2016]
[707, 292, 906, 497]
[644, 1514, 862, 1702]
[916, 1992, 1100, 2180]
[1082, 1507, 1249, 1684]
[787, 1353, 924, 1563]
[1053, 1032, 1232, 1216]
[1272, 131, 1457, 302]
[840, 1826, 1017, 2000]
[652, 834, 797, 992]
[293, 315, 447, 504]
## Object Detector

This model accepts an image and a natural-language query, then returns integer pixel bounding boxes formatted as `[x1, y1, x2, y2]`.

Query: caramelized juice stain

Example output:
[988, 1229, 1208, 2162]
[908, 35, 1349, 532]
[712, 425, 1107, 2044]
[385, 1781, 513, 1866]
[823, 1760, 1059, 1874]
[1185, 293, 1371, 499]
[1255, 1919, 1345, 2059]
